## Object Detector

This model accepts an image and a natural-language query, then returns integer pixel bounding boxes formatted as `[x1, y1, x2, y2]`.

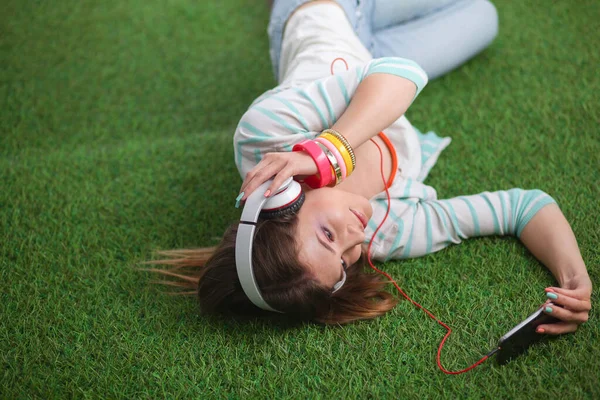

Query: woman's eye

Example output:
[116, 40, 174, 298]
[323, 228, 333, 241]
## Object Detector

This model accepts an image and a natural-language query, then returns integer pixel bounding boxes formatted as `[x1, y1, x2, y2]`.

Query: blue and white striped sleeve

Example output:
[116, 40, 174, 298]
[233, 57, 428, 177]
[383, 189, 557, 260]
[233, 65, 366, 176]
[362, 57, 429, 98]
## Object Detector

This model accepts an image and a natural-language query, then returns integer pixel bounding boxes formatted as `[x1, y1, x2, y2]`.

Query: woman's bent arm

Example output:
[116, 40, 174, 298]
[235, 57, 427, 198]
[331, 57, 428, 148]
[331, 72, 417, 149]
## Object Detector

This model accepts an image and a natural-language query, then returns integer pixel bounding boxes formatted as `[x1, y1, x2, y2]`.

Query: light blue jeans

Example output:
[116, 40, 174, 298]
[268, 0, 498, 81]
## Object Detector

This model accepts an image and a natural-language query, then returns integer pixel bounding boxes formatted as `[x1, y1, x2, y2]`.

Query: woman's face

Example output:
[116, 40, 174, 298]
[295, 186, 373, 289]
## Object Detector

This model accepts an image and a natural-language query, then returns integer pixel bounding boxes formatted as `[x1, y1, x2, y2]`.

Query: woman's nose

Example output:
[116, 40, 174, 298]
[346, 223, 366, 245]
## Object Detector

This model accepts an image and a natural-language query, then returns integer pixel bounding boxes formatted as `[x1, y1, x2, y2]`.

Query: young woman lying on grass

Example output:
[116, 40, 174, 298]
[151, 0, 592, 332]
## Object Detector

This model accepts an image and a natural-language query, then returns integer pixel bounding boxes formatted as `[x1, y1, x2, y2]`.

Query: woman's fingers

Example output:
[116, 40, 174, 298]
[238, 151, 318, 204]
[241, 160, 295, 200]
[266, 166, 294, 197]
[545, 286, 592, 314]
[241, 159, 274, 193]
[239, 151, 318, 200]
[546, 285, 591, 300]
[242, 171, 278, 200]
[533, 282, 592, 337]
[543, 303, 589, 324]
[545, 290, 592, 313]
[537, 321, 579, 335]
[241, 161, 284, 199]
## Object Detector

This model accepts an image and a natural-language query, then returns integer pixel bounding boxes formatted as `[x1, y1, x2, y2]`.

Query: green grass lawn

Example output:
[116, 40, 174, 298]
[1, 0, 599, 397]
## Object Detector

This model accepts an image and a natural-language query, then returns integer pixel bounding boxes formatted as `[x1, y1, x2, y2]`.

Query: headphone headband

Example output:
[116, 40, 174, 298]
[235, 177, 303, 312]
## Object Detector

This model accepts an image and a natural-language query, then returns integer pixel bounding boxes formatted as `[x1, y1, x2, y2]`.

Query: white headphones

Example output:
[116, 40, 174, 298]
[235, 177, 304, 312]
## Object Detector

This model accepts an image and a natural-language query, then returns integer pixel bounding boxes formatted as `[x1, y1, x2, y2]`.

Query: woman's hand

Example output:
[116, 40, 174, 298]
[537, 274, 593, 335]
[239, 151, 317, 201]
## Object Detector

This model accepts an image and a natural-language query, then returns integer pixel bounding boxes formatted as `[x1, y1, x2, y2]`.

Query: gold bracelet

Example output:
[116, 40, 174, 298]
[315, 141, 343, 185]
[321, 129, 356, 171]
[319, 132, 354, 176]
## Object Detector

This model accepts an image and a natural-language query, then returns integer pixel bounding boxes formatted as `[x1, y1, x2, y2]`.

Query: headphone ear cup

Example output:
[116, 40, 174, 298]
[260, 191, 305, 220]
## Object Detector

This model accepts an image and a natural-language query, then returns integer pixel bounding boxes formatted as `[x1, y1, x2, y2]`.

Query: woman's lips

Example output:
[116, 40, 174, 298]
[351, 209, 368, 229]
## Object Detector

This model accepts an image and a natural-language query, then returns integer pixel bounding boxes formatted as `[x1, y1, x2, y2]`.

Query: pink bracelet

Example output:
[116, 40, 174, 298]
[292, 140, 333, 188]
[315, 137, 347, 181]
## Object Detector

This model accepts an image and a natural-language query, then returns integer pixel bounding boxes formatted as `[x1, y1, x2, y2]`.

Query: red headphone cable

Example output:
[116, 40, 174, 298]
[367, 138, 498, 374]
[330, 57, 498, 374]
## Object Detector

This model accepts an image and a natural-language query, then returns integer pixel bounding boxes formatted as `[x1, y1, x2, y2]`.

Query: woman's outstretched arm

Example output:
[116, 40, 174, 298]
[376, 189, 591, 335]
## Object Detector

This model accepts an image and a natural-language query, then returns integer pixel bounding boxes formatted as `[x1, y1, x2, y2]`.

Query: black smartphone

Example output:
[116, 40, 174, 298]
[496, 304, 560, 365]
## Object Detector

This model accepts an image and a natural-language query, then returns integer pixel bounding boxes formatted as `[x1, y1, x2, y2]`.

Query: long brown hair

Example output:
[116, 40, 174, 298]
[144, 213, 398, 325]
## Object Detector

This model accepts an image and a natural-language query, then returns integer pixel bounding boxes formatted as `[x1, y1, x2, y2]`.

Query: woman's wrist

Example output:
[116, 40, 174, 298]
[292, 140, 334, 188]
[552, 259, 590, 289]
[560, 271, 592, 291]
[319, 130, 356, 175]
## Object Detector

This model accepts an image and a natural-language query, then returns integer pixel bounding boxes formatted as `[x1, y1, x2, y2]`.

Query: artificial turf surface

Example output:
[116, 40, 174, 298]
[1, 0, 599, 397]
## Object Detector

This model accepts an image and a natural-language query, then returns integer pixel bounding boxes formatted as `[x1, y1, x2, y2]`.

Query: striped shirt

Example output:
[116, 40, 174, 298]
[233, 57, 555, 261]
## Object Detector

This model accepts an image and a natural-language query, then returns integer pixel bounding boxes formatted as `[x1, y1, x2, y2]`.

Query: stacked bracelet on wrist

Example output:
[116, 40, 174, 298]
[315, 141, 343, 185]
[292, 129, 356, 189]
[292, 140, 333, 188]
[320, 129, 356, 174]
[315, 137, 346, 180]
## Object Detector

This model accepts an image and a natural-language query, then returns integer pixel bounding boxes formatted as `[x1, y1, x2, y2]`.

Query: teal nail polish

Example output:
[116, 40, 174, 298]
[545, 306, 553, 313]
[546, 292, 558, 300]
[235, 192, 244, 209]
